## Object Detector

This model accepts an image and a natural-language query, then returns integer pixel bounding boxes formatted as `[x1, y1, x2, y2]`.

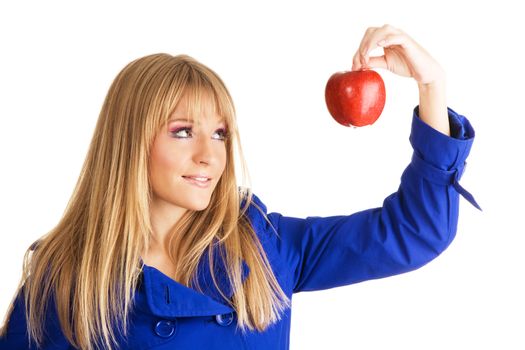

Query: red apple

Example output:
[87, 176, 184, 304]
[325, 69, 386, 127]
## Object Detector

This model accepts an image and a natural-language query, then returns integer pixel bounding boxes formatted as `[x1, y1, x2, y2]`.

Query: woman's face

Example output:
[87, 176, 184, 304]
[149, 95, 228, 216]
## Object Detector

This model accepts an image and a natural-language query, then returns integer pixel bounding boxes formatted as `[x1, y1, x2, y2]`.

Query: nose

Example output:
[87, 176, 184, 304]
[193, 136, 216, 165]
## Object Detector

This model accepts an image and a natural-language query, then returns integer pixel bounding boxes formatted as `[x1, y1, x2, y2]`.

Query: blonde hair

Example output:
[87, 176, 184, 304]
[0, 53, 290, 349]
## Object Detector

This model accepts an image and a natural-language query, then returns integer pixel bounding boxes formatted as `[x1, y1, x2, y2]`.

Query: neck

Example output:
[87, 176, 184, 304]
[148, 196, 188, 251]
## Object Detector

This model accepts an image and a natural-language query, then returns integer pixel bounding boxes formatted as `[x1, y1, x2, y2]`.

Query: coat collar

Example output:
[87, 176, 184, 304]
[137, 244, 250, 318]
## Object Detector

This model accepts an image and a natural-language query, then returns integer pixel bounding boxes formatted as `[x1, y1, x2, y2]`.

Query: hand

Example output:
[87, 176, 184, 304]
[352, 24, 450, 136]
[352, 24, 446, 86]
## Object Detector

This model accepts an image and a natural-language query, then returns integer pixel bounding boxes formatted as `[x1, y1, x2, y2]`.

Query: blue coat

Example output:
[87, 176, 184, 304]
[0, 107, 480, 349]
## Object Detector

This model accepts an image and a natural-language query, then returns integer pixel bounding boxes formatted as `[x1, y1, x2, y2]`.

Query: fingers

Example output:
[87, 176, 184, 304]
[377, 34, 409, 48]
[352, 26, 378, 70]
[367, 56, 388, 70]
[352, 24, 408, 71]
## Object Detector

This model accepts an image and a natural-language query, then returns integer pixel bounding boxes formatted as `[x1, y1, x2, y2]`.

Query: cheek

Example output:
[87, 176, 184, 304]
[151, 153, 184, 181]
[149, 140, 183, 181]
[219, 147, 228, 173]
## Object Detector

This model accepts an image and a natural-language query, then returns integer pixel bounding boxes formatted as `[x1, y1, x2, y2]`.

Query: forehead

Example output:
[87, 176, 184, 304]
[169, 91, 225, 125]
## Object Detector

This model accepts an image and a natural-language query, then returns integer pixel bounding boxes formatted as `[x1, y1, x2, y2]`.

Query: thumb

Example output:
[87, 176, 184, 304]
[367, 55, 388, 70]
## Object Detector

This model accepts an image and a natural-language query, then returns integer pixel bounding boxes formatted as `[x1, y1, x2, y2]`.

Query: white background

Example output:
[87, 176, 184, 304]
[1, 1, 523, 349]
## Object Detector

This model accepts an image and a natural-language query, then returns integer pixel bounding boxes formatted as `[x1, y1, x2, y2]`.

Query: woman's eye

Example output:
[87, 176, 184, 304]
[170, 127, 192, 138]
[170, 126, 227, 140]
[212, 128, 228, 141]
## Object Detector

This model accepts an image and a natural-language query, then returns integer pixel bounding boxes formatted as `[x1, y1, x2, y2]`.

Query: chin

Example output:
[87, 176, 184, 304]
[193, 204, 210, 211]
[187, 198, 212, 211]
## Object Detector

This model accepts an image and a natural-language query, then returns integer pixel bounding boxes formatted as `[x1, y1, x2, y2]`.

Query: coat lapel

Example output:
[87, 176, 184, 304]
[193, 243, 250, 304]
[138, 244, 250, 318]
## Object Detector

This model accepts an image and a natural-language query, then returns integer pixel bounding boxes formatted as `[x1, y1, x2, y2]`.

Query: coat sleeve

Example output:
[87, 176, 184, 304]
[252, 106, 479, 294]
[0, 289, 72, 349]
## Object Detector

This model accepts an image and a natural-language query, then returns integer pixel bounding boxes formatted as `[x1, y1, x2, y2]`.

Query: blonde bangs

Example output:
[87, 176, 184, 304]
[156, 58, 236, 139]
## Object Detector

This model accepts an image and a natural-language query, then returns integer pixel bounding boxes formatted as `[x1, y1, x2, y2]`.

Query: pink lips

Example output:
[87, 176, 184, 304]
[182, 175, 211, 188]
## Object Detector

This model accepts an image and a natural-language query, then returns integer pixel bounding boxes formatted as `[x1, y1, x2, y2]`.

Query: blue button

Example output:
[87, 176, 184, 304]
[154, 319, 176, 338]
[215, 312, 234, 326]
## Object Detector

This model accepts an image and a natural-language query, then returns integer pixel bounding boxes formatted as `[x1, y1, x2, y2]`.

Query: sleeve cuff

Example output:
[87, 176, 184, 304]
[409, 106, 481, 211]
[410, 106, 475, 171]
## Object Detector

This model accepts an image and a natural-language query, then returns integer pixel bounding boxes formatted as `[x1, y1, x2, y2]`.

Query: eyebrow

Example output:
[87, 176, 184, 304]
[168, 118, 195, 123]
[168, 117, 226, 124]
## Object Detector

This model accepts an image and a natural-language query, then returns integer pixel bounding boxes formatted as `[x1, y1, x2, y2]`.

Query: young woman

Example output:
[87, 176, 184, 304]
[0, 24, 480, 350]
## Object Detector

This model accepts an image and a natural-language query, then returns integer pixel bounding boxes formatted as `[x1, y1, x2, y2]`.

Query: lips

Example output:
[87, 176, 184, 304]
[182, 175, 212, 188]
[182, 175, 211, 182]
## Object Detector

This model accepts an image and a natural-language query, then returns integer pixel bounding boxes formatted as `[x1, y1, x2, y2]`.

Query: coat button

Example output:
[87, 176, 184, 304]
[215, 312, 234, 327]
[154, 319, 177, 338]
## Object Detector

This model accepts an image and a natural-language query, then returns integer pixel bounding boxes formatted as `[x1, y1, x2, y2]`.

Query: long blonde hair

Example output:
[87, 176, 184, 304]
[0, 53, 290, 350]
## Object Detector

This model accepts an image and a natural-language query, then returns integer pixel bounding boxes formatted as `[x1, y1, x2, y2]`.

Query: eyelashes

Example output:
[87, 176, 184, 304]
[169, 126, 228, 141]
